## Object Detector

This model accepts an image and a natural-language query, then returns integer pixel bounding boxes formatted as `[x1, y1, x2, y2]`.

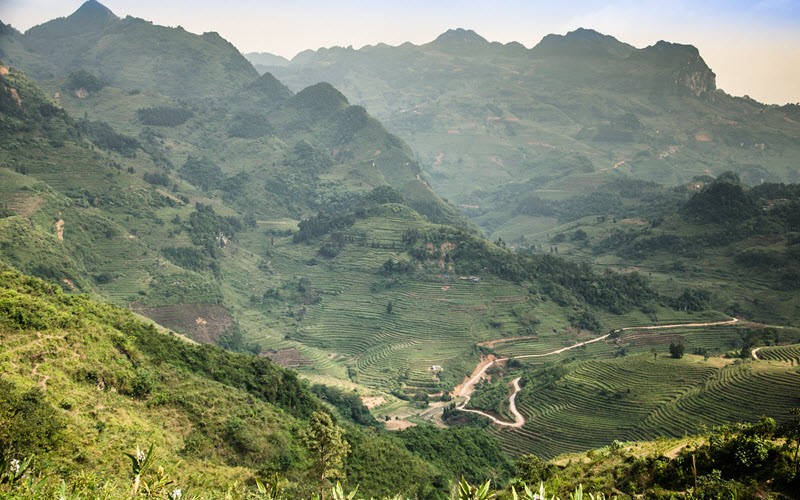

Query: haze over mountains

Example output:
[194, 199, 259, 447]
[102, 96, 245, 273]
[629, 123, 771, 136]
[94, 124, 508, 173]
[1, 2, 800, 497]
[256, 27, 800, 239]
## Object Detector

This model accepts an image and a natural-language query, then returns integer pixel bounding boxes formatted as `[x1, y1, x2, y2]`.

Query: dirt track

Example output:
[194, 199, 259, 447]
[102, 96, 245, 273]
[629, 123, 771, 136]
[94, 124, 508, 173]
[452, 317, 740, 427]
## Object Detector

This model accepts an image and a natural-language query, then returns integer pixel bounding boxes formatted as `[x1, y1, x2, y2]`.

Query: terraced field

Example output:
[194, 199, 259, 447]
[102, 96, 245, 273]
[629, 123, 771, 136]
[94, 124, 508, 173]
[756, 343, 800, 364]
[226, 209, 695, 397]
[488, 354, 800, 458]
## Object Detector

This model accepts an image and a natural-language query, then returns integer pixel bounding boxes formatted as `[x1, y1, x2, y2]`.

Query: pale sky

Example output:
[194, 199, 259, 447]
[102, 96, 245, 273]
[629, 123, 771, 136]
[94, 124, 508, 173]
[1, 0, 799, 104]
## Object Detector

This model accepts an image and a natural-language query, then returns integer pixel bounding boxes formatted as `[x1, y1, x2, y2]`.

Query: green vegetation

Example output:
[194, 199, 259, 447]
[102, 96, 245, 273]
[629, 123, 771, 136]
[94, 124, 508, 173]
[66, 69, 105, 93]
[137, 106, 194, 127]
[532, 414, 800, 498]
[263, 28, 800, 246]
[3, 3, 800, 495]
[473, 323, 800, 459]
[530, 175, 800, 326]
[0, 267, 518, 498]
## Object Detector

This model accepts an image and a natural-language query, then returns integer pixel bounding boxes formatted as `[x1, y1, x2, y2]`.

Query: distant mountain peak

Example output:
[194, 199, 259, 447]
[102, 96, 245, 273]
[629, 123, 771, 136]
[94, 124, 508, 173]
[431, 28, 488, 45]
[565, 27, 608, 40]
[69, 0, 118, 22]
[638, 40, 715, 96]
[646, 40, 701, 57]
[533, 28, 634, 58]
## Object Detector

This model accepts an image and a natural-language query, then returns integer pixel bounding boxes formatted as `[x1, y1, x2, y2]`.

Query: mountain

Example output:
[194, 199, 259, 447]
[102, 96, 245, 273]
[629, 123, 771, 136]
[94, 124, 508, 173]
[529, 175, 800, 326]
[256, 28, 800, 242]
[533, 28, 635, 58]
[245, 51, 291, 74]
[429, 28, 489, 49]
[4, 1, 257, 102]
[4, 4, 800, 489]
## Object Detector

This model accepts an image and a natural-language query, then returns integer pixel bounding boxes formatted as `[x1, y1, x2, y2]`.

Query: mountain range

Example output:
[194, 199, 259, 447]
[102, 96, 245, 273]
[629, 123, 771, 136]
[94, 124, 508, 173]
[1, 2, 800, 496]
[257, 27, 800, 240]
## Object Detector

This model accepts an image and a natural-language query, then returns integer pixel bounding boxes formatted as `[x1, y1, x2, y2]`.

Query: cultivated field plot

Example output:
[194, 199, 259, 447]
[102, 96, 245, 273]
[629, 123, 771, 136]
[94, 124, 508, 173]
[757, 343, 800, 364]
[489, 353, 800, 458]
[227, 211, 601, 394]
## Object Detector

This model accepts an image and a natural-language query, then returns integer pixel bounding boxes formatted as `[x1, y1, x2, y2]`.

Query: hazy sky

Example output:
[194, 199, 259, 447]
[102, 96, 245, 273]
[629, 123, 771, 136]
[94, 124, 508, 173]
[1, 0, 799, 104]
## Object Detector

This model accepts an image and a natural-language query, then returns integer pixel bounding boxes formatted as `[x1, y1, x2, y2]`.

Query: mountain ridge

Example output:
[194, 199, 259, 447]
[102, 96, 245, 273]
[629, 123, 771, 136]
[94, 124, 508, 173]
[2, 6, 800, 495]
[258, 27, 799, 246]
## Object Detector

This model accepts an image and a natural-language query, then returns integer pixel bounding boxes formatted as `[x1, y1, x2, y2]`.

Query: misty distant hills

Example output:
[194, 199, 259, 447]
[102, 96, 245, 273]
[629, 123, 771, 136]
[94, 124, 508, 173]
[245, 51, 291, 74]
[255, 27, 800, 237]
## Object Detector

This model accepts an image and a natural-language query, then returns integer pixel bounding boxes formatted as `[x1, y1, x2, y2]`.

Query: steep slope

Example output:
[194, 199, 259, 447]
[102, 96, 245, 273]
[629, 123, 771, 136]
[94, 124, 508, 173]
[0, 266, 463, 498]
[1, 1, 466, 228]
[260, 28, 800, 238]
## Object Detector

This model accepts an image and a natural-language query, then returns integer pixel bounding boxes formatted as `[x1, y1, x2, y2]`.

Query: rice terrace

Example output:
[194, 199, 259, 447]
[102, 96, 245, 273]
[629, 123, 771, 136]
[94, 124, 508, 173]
[1, 0, 800, 497]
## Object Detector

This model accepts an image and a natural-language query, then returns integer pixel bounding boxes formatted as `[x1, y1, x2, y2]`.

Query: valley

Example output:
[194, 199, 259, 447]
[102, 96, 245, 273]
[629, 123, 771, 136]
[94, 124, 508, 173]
[1, 1, 799, 497]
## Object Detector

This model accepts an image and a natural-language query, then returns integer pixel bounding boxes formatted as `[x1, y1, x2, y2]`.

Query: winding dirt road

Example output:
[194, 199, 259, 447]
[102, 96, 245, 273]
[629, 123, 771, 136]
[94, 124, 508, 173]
[452, 317, 740, 427]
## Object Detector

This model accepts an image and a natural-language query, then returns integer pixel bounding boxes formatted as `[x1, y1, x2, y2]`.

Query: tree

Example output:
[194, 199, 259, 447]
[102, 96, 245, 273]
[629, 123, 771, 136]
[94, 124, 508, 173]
[669, 341, 685, 359]
[515, 454, 552, 485]
[651, 348, 658, 360]
[300, 411, 351, 499]
[386, 301, 393, 314]
[780, 408, 800, 472]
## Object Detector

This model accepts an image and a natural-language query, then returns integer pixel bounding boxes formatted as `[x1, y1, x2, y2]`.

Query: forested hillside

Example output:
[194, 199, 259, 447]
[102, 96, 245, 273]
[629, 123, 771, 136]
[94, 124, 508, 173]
[2, 2, 800, 496]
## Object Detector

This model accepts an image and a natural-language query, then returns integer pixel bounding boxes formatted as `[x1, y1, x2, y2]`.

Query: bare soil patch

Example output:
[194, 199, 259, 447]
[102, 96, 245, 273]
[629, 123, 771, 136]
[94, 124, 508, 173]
[695, 133, 712, 142]
[360, 395, 385, 409]
[385, 419, 416, 431]
[262, 347, 311, 368]
[131, 303, 234, 344]
[5, 195, 43, 217]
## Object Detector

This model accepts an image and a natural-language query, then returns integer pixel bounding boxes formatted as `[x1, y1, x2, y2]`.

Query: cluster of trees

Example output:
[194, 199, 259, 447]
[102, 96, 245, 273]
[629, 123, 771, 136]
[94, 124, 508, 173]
[514, 178, 686, 224]
[670, 288, 711, 312]
[136, 106, 194, 126]
[142, 170, 170, 187]
[161, 246, 207, 271]
[79, 119, 140, 157]
[188, 203, 242, 258]
[402, 227, 657, 316]
[66, 69, 105, 92]
[179, 155, 224, 191]
[680, 172, 757, 225]
[310, 385, 379, 427]
[228, 111, 273, 138]
[379, 258, 415, 276]
[293, 212, 357, 244]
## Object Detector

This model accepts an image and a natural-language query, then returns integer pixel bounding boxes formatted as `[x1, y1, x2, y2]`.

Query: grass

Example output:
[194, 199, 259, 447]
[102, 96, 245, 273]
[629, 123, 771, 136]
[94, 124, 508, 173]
[0, 269, 305, 493]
